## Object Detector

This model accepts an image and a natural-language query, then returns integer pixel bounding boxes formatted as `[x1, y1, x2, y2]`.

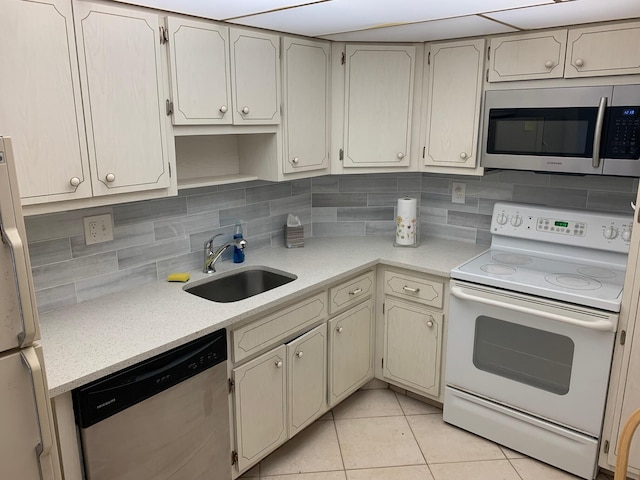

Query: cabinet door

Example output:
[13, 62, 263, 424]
[233, 345, 287, 472]
[282, 37, 330, 174]
[424, 39, 485, 169]
[343, 45, 415, 168]
[287, 323, 327, 437]
[566, 22, 640, 78]
[74, 1, 171, 196]
[489, 30, 567, 82]
[328, 299, 374, 407]
[383, 297, 443, 397]
[230, 28, 281, 125]
[0, 0, 91, 205]
[166, 17, 232, 125]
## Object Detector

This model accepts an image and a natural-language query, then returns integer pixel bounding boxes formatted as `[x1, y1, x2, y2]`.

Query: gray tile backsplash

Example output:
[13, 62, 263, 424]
[27, 171, 637, 313]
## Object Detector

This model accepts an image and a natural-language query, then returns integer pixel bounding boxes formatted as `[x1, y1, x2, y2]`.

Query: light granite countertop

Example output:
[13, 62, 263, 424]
[39, 236, 486, 397]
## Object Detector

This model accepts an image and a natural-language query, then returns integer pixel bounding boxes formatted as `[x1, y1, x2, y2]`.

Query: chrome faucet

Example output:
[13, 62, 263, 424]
[203, 233, 248, 273]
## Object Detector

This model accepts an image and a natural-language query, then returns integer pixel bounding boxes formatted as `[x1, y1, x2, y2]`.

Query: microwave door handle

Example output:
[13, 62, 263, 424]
[592, 96, 608, 168]
[450, 286, 616, 332]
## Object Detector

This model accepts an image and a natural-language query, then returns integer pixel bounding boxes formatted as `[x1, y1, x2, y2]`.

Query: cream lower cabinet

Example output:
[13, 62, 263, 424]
[328, 299, 375, 407]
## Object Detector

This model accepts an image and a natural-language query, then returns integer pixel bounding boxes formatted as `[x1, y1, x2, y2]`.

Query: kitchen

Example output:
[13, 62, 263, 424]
[2, 0, 640, 479]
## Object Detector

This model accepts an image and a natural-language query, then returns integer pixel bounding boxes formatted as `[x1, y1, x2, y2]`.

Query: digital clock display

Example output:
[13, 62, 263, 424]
[555, 221, 569, 227]
[623, 109, 637, 116]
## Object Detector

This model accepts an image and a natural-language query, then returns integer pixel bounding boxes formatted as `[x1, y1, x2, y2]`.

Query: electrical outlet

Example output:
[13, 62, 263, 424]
[83, 214, 114, 245]
[452, 182, 466, 204]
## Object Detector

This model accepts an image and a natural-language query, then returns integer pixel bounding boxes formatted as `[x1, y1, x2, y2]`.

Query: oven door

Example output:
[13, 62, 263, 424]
[445, 280, 617, 436]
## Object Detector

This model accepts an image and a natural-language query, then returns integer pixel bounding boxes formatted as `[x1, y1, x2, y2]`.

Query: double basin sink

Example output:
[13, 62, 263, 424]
[184, 267, 297, 303]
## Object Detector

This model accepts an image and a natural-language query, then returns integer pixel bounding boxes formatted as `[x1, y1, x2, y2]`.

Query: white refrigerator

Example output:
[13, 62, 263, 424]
[0, 136, 61, 480]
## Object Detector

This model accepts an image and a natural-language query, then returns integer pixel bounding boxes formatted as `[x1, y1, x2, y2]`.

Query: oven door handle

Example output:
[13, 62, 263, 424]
[450, 287, 616, 332]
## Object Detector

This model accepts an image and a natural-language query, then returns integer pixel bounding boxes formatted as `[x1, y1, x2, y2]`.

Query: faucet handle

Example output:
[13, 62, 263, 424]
[204, 233, 223, 248]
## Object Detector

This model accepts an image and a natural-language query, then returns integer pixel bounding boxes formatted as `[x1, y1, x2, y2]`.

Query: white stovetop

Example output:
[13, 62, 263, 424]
[39, 236, 485, 397]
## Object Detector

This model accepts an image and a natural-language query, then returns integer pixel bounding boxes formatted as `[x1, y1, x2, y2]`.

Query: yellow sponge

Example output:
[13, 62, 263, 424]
[167, 272, 190, 283]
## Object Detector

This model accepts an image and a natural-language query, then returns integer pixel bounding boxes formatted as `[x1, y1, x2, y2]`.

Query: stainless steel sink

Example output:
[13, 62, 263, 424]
[184, 267, 297, 303]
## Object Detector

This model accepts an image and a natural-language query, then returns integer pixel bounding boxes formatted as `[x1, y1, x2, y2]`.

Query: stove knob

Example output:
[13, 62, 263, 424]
[604, 226, 619, 239]
[495, 213, 508, 225]
[510, 215, 522, 227]
[622, 229, 632, 242]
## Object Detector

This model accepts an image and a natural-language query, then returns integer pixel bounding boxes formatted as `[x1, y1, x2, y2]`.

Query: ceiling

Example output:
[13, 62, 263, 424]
[114, 0, 640, 42]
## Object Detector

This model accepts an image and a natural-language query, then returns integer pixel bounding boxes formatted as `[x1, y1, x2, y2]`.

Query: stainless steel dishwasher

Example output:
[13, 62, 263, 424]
[72, 328, 230, 480]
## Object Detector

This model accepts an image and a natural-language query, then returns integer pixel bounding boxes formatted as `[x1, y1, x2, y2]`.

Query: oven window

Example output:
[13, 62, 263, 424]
[473, 316, 574, 395]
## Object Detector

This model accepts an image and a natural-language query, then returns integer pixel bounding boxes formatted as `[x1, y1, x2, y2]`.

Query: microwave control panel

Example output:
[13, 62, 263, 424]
[604, 106, 640, 159]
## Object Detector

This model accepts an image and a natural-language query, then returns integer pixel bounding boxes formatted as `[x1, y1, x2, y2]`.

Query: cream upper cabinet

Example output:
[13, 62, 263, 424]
[230, 28, 281, 125]
[74, 1, 171, 196]
[0, 0, 91, 205]
[282, 37, 330, 174]
[424, 39, 485, 170]
[342, 45, 415, 168]
[566, 21, 640, 78]
[488, 30, 567, 82]
[166, 17, 232, 125]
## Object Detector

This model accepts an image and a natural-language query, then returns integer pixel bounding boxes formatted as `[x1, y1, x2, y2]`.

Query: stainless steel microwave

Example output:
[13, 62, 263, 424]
[481, 85, 640, 176]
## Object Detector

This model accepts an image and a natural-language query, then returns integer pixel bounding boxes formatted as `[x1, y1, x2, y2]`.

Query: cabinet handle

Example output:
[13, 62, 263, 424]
[295, 351, 304, 358]
[397, 152, 405, 159]
[336, 326, 343, 333]
[402, 285, 420, 293]
[575, 58, 585, 67]
[426, 320, 434, 328]
[544, 60, 554, 69]
[460, 152, 468, 160]
[219, 105, 228, 114]
[242, 106, 250, 115]
[275, 360, 283, 368]
[69, 177, 81, 187]
[348, 288, 363, 296]
[105, 173, 116, 183]
[292, 157, 300, 165]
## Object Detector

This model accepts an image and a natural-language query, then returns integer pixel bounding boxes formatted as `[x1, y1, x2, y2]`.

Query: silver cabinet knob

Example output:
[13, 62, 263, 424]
[427, 320, 434, 328]
[336, 326, 343, 333]
[292, 157, 300, 165]
[544, 60, 554, 69]
[275, 360, 283, 368]
[105, 173, 116, 183]
[295, 351, 304, 358]
[219, 105, 228, 114]
[460, 152, 468, 160]
[69, 177, 81, 187]
[575, 58, 585, 67]
[397, 152, 405, 159]
[242, 106, 250, 114]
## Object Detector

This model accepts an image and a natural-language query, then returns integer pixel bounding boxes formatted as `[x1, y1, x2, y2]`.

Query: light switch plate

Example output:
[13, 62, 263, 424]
[83, 214, 114, 245]
[452, 182, 466, 204]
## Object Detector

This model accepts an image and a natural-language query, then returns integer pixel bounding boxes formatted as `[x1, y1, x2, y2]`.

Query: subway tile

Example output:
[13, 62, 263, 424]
[186, 188, 246, 215]
[271, 230, 286, 247]
[482, 170, 550, 186]
[312, 176, 339, 193]
[71, 223, 155, 258]
[421, 222, 477, 243]
[32, 252, 118, 290]
[398, 175, 422, 192]
[478, 198, 500, 215]
[189, 225, 236, 253]
[247, 216, 276, 237]
[177, 184, 218, 197]
[464, 181, 513, 201]
[217, 180, 271, 191]
[513, 185, 588, 208]
[154, 211, 220, 241]
[271, 210, 311, 232]
[421, 192, 479, 212]
[338, 207, 394, 222]
[312, 193, 367, 207]
[246, 183, 292, 203]
[270, 193, 312, 215]
[25, 207, 112, 242]
[219, 202, 270, 227]
[550, 174, 636, 192]
[291, 178, 312, 195]
[113, 197, 187, 226]
[76, 264, 158, 303]
[117, 237, 190, 270]
[28, 238, 72, 267]
[421, 176, 450, 194]
[312, 207, 337, 223]
[476, 229, 492, 246]
[245, 233, 273, 252]
[420, 207, 448, 225]
[35, 283, 77, 314]
[365, 221, 396, 236]
[448, 211, 492, 229]
[312, 222, 365, 237]
[587, 191, 637, 213]
[339, 175, 398, 193]
[368, 193, 420, 207]
[157, 251, 202, 280]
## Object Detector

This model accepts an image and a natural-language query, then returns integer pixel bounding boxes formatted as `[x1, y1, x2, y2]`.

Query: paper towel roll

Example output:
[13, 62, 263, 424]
[396, 197, 417, 246]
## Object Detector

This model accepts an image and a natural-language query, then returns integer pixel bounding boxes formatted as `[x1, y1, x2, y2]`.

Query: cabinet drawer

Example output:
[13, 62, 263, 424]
[232, 292, 327, 363]
[384, 271, 444, 308]
[329, 271, 375, 314]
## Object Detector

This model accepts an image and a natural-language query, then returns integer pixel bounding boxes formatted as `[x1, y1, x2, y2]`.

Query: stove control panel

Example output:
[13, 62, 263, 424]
[491, 202, 633, 253]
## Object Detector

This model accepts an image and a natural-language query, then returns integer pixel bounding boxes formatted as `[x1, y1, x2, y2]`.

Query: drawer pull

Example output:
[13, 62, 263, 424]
[275, 360, 283, 368]
[295, 351, 304, 358]
[349, 288, 363, 296]
[336, 326, 343, 333]
[426, 320, 434, 328]
[402, 285, 420, 293]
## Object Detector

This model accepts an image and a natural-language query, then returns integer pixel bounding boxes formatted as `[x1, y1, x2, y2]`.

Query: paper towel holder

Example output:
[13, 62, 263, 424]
[394, 196, 419, 248]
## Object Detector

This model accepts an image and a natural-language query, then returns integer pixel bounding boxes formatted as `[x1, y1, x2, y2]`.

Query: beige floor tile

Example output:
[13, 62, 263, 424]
[510, 458, 583, 479]
[500, 446, 526, 459]
[346, 465, 434, 480]
[261, 472, 347, 480]
[359, 378, 389, 390]
[430, 459, 521, 480]
[333, 388, 403, 419]
[335, 416, 426, 469]
[395, 392, 442, 416]
[319, 410, 334, 421]
[260, 420, 344, 476]
[238, 464, 259, 478]
[407, 414, 505, 463]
